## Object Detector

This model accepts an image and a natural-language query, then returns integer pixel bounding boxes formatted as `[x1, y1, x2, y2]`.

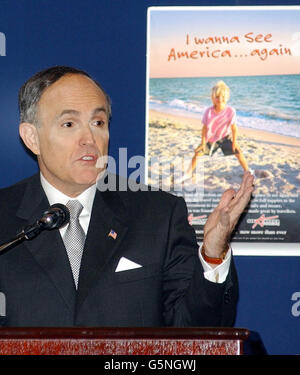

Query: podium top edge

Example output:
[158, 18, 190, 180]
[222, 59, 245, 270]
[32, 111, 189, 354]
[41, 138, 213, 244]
[0, 326, 249, 340]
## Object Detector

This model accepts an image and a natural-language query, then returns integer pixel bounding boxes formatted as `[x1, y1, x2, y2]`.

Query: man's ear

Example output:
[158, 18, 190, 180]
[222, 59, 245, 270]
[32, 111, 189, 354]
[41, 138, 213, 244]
[19, 122, 41, 156]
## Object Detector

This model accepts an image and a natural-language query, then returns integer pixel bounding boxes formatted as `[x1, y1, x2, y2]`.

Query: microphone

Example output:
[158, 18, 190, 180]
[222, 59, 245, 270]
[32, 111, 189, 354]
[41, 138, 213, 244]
[0, 204, 70, 252]
[22, 203, 70, 240]
[38, 203, 70, 229]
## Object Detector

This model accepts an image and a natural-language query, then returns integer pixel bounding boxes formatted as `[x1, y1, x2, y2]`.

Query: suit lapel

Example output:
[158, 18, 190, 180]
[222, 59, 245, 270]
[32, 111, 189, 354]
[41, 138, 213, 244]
[16, 175, 76, 314]
[76, 189, 128, 309]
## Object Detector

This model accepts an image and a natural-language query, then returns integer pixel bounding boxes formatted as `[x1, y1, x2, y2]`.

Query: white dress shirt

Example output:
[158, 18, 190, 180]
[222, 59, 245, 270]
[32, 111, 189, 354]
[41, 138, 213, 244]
[40, 173, 230, 283]
[40, 174, 96, 237]
[199, 246, 231, 283]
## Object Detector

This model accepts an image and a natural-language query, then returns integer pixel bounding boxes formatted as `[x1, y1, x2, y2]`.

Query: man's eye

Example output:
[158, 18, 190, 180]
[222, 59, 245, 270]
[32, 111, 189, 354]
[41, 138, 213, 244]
[93, 120, 105, 127]
[62, 122, 73, 128]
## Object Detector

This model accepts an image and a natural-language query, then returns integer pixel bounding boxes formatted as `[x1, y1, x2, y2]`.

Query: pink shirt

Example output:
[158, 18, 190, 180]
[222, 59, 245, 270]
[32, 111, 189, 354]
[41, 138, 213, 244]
[202, 106, 236, 143]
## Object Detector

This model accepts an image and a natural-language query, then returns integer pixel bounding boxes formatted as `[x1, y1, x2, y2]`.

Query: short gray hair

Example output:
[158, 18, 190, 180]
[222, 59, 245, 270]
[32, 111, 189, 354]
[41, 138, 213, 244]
[18, 66, 112, 126]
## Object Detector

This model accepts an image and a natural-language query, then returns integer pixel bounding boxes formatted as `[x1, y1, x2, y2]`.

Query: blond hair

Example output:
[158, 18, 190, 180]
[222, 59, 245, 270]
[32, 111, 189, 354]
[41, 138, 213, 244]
[211, 81, 230, 102]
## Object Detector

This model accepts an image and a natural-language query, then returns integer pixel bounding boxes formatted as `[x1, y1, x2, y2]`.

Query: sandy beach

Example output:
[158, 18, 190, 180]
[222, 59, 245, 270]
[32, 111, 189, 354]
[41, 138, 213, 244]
[147, 109, 300, 195]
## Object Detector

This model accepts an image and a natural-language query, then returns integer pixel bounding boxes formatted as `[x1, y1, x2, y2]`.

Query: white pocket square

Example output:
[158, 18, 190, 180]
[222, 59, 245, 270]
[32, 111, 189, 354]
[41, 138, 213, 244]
[115, 257, 142, 272]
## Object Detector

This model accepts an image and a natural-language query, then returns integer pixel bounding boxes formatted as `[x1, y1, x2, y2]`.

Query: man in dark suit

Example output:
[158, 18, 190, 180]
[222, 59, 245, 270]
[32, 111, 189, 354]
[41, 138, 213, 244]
[0, 66, 254, 327]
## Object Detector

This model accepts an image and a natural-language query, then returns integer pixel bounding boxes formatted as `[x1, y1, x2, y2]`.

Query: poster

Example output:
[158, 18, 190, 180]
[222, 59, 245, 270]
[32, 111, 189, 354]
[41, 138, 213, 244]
[145, 6, 300, 255]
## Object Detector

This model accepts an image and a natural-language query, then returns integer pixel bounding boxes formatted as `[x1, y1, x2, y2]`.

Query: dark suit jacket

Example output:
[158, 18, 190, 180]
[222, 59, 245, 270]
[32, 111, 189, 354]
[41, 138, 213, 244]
[0, 174, 238, 327]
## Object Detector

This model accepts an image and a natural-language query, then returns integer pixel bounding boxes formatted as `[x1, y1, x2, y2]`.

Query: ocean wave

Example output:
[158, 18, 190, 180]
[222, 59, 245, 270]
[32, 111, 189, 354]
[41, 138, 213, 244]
[236, 108, 300, 123]
[238, 115, 300, 139]
[149, 75, 300, 138]
[168, 99, 204, 113]
[149, 102, 300, 139]
[150, 98, 300, 124]
[149, 97, 163, 104]
[263, 110, 300, 123]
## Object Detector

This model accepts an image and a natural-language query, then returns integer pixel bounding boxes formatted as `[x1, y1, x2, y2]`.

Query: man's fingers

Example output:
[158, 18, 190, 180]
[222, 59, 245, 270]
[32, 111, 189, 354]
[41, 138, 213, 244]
[230, 184, 254, 223]
[207, 171, 255, 234]
[219, 172, 254, 211]
[234, 171, 255, 201]
[232, 188, 252, 214]
[220, 172, 254, 226]
[235, 172, 255, 206]
[217, 188, 236, 210]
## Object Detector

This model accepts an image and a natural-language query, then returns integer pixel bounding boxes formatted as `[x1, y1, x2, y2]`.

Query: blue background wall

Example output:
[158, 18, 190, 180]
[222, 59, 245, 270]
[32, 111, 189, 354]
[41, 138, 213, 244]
[0, 0, 299, 354]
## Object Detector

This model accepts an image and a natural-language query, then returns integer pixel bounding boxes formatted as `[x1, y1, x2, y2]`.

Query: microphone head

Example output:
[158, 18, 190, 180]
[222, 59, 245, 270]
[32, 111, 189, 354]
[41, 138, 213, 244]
[39, 203, 70, 230]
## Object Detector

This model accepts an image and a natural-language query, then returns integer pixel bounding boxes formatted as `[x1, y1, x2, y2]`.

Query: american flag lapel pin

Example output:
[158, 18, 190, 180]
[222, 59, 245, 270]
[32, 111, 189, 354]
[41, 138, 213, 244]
[108, 229, 117, 240]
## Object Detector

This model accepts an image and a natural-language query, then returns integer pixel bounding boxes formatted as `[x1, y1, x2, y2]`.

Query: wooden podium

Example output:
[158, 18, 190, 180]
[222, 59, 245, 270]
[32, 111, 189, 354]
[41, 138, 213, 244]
[0, 327, 249, 355]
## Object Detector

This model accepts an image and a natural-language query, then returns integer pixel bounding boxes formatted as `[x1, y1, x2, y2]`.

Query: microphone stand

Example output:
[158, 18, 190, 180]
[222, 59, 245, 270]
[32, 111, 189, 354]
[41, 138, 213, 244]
[0, 234, 25, 252]
[0, 203, 69, 253]
[0, 222, 44, 253]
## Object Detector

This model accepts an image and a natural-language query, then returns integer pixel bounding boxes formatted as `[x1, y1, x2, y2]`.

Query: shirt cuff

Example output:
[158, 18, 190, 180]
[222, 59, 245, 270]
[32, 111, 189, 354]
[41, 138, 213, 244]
[199, 245, 231, 283]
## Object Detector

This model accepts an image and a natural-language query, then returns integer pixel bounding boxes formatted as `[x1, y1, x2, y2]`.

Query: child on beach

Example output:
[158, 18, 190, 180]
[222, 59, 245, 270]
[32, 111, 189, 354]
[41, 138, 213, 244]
[182, 80, 249, 181]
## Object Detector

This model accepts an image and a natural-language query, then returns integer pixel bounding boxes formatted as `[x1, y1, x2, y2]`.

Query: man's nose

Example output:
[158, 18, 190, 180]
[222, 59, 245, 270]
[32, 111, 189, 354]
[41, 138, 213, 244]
[79, 125, 96, 146]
